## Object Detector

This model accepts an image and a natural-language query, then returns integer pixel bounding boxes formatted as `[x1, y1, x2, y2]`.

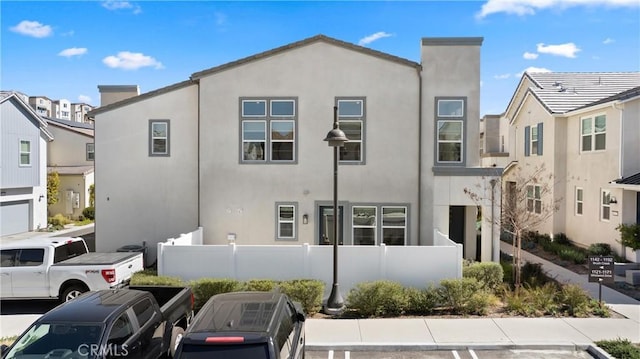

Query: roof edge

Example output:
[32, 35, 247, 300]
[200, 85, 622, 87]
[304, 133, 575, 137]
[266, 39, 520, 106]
[422, 37, 484, 46]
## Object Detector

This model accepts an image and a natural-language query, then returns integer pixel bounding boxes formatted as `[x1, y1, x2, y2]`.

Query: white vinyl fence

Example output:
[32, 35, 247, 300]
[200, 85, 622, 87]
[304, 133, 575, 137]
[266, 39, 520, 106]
[157, 228, 463, 297]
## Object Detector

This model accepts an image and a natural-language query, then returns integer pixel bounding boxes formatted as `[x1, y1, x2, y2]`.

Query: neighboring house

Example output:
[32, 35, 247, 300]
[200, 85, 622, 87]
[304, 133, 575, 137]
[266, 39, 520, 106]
[46, 117, 95, 219]
[89, 35, 502, 264]
[494, 72, 640, 260]
[52, 99, 71, 121]
[28, 96, 53, 117]
[0, 91, 53, 235]
[71, 103, 95, 123]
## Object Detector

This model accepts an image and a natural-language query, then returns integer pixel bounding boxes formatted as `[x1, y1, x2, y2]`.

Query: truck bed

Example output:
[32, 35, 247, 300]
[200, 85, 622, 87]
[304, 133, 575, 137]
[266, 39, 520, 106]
[129, 285, 193, 325]
[53, 252, 141, 266]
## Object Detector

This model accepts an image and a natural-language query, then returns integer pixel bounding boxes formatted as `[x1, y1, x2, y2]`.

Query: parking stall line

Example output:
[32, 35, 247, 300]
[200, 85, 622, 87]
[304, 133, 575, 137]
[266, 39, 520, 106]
[452, 350, 462, 359]
[328, 350, 334, 359]
[345, 351, 350, 359]
[469, 349, 479, 359]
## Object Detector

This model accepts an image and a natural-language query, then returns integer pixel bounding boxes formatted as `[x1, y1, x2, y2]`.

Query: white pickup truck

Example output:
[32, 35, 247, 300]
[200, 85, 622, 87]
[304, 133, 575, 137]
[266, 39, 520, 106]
[0, 237, 144, 302]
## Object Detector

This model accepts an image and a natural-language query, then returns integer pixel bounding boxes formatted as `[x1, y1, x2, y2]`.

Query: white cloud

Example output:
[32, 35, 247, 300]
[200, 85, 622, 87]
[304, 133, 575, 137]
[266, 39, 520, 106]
[494, 73, 511, 79]
[10, 20, 53, 38]
[101, 1, 141, 14]
[58, 47, 87, 58]
[523, 52, 539, 60]
[537, 42, 581, 58]
[517, 66, 552, 77]
[477, 0, 639, 19]
[358, 32, 392, 46]
[78, 95, 92, 103]
[103, 51, 164, 70]
[603, 38, 615, 44]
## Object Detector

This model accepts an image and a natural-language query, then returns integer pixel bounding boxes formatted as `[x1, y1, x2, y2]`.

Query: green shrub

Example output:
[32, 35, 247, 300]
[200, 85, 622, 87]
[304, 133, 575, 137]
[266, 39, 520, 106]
[82, 206, 95, 220]
[502, 290, 536, 316]
[131, 272, 184, 286]
[521, 262, 549, 287]
[500, 261, 514, 285]
[595, 338, 640, 359]
[48, 213, 72, 228]
[404, 286, 439, 315]
[463, 262, 504, 292]
[190, 278, 242, 312]
[554, 233, 571, 246]
[617, 223, 640, 251]
[277, 279, 324, 315]
[588, 243, 613, 256]
[559, 248, 586, 264]
[466, 290, 499, 315]
[559, 284, 591, 317]
[528, 283, 560, 316]
[438, 278, 481, 314]
[346, 280, 408, 317]
[244, 279, 278, 292]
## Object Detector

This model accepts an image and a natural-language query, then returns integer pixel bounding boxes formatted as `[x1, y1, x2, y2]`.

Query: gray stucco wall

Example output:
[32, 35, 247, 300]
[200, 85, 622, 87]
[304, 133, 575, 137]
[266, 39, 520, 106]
[1, 98, 40, 188]
[198, 41, 421, 245]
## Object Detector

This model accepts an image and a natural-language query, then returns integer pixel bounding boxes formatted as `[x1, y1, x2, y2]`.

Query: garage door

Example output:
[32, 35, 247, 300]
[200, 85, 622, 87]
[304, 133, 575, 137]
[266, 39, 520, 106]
[1, 201, 30, 236]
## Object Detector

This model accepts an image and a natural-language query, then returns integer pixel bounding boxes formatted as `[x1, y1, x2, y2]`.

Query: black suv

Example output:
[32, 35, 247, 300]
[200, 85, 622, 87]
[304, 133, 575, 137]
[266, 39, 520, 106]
[174, 291, 305, 359]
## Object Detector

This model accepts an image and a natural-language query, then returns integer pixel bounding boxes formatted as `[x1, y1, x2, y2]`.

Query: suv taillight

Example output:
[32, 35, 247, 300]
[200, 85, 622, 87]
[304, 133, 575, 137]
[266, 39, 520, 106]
[101, 269, 116, 283]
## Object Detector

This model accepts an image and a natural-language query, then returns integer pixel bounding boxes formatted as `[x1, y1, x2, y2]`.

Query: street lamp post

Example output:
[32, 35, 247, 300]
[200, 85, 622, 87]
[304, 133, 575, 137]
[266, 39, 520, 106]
[323, 105, 348, 315]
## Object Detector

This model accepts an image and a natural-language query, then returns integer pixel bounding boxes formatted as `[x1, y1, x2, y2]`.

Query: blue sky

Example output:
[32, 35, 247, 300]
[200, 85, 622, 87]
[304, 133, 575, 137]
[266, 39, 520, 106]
[2, 0, 639, 115]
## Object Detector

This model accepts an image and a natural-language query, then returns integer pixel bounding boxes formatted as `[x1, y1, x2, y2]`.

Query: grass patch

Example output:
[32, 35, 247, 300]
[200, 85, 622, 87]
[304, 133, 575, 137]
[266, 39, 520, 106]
[595, 338, 640, 359]
[74, 218, 94, 226]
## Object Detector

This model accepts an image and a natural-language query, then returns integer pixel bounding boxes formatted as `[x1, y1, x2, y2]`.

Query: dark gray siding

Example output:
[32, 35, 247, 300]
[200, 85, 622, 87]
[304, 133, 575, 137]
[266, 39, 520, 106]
[1, 98, 41, 188]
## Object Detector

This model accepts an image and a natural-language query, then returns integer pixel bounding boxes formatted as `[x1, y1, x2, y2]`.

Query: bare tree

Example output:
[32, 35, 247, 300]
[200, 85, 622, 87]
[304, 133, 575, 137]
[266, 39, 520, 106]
[465, 162, 561, 289]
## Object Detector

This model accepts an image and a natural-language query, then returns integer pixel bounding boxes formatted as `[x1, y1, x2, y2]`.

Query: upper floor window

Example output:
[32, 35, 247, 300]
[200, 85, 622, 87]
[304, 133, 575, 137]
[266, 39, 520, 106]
[86, 143, 95, 161]
[276, 203, 297, 240]
[601, 189, 611, 221]
[337, 98, 365, 163]
[525, 123, 543, 156]
[575, 187, 583, 216]
[436, 98, 465, 164]
[241, 98, 296, 163]
[581, 115, 606, 152]
[527, 185, 541, 214]
[149, 120, 170, 156]
[19, 140, 31, 166]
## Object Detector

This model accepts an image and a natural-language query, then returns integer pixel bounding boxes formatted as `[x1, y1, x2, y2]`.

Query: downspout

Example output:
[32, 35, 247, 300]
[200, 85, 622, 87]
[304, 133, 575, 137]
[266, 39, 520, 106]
[196, 79, 201, 228]
[490, 178, 497, 262]
[417, 65, 423, 246]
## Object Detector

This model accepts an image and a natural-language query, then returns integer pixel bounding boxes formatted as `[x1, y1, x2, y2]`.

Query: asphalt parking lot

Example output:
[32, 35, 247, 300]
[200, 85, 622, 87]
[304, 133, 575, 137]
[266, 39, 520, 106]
[305, 349, 595, 359]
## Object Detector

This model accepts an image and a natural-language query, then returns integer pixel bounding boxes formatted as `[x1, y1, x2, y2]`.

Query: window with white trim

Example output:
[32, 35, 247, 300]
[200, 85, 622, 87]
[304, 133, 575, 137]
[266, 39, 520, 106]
[382, 206, 407, 245]
[337, 98, 364, 163]
[241, 99, 296, 163]
[527, 185, 541, 214]
[530, 126, 538, 155]
[601, 189, 611, 221]
[149, 120, 169, 156]
[581, 114, 606, 152]
[575, 187, 583, 216]
[19, 140, 31, 166]
[436, 98, 465, 163]
[352, 206, 376, 245]
[276, 204, 296, 240]
[86, 143, 95, 161]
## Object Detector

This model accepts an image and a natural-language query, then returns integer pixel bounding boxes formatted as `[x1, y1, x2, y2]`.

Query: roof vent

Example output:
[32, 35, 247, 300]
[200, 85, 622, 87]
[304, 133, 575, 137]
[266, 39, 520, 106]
[558, 86, 566, 92]
[553, 81, 562, 87]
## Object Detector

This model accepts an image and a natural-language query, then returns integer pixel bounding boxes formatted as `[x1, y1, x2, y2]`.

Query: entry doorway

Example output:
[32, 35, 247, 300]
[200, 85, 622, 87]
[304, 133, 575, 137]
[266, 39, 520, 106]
[319, 206, 343, 245]
[449, 206, 465, 247]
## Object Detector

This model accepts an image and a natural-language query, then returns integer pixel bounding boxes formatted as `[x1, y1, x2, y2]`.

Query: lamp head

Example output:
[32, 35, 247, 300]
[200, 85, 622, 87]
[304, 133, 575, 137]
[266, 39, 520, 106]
[324, 125, 348, 148]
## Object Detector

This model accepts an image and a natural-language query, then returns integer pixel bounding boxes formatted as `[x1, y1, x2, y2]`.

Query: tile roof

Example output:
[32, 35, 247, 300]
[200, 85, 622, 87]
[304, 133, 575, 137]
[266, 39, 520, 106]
[614, 172, 640, 186]
[526, 72, 640, 114]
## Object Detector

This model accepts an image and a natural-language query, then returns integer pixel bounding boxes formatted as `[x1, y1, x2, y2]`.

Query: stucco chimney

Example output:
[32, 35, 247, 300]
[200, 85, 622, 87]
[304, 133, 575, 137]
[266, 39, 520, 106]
[97, 85, 140, 107]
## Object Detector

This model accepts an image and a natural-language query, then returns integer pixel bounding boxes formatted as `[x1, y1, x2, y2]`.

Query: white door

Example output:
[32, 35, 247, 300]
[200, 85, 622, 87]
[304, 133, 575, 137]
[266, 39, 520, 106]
[0, 249, 17, 297]
[11, 248, 49, 298]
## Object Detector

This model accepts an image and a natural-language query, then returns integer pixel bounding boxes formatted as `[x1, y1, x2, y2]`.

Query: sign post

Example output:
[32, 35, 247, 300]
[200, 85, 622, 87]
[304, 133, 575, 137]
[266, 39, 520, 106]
[588, 255, 615, 304]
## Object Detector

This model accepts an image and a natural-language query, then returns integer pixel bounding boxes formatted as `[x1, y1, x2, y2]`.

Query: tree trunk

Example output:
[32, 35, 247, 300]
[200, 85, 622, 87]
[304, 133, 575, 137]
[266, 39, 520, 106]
[515, 230, 522, 291]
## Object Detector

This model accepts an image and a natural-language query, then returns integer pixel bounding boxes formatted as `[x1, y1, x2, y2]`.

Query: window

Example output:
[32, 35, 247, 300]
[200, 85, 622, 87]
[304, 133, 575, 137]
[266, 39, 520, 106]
[19, 140, 31, 166]
[352, 206, 376, 245]
[17, 249, 44, 266]
[382, 207, 407, 245]
[581, 115, 606, 152]
[436, 98, 465, 164]
[337, 98, 365, 163]
[276, 203, 296, 240]
[526, 185, 541, 214]
[149, 120, 170, 156]
[575, 188, 583, 216]
[1, 250, 17, 267]
[86, 143, 95, 161]
[525, 123, 543, 156]
[601, 189, 611, 221]
[531, 126, 538, 155]
[108, 313, 133, 346]
[241, 98, 296, 163]
[132, 299, 155, 327]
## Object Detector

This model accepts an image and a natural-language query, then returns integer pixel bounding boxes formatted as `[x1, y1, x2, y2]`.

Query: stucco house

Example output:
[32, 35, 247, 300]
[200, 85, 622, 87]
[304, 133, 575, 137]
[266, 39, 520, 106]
[46, 117, 95, 219]
[89, 35, 502, 264]
[1, 91, 53, 235]
[493, 72, 640, 261]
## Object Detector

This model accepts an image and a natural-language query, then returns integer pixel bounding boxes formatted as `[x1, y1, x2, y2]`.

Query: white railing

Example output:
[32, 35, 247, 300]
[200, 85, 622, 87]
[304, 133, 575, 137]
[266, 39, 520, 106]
[157, 228, 463, 297]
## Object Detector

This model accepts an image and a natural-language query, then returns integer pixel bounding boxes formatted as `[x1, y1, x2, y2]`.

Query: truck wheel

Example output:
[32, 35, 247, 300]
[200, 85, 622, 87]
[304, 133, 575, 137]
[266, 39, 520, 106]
[61, 285, 86, 302]
[170, 327, 184, 357]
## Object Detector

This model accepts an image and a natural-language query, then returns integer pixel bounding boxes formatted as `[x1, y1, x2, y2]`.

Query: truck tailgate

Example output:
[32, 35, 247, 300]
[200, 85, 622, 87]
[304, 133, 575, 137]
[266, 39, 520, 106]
[55, 252, 144, 286]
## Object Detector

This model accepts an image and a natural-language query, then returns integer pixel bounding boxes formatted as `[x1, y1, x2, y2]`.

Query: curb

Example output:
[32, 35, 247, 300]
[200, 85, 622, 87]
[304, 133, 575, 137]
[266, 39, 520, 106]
[306, 342, 593, 352]
[587, 345, 615, 359]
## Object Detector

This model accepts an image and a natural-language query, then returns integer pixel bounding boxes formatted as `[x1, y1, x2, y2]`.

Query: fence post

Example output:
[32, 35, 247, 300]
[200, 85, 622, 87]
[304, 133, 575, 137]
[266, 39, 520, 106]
[229, 243, 237, 279]
[379, 243, 387, 280]
[157, 242, 164, 276]
[302, 243, 310, 278]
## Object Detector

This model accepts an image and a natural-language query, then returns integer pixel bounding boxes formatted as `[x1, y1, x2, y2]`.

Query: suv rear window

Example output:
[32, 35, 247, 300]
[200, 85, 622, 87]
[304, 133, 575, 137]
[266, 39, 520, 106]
[53, 241, 87, 263]
[179, 344, 269, 359]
